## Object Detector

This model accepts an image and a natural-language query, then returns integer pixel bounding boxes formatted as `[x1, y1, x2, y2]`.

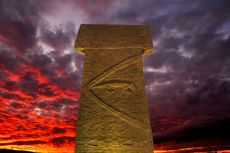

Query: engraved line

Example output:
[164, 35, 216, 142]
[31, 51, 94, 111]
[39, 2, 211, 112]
[87, 55, 149, 132]
[89, 90, 149, 134]
[92, 79, 135, 87]
[83, 51, 142, 89]
[87, 55, 139, 89]
[82, 51, 150, 134]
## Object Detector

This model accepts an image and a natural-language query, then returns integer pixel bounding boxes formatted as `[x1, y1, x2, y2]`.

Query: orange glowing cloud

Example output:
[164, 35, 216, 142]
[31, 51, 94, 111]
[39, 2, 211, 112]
[0, 60, 80, 152]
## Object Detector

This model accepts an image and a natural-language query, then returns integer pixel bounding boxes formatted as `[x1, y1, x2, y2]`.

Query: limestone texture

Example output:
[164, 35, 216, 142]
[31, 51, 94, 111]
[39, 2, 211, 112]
[75, 24, 154, 153]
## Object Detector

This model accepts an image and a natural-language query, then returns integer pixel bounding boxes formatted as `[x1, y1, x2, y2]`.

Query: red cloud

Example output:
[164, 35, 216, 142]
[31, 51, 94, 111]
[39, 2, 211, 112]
[0, 59, 80, 152]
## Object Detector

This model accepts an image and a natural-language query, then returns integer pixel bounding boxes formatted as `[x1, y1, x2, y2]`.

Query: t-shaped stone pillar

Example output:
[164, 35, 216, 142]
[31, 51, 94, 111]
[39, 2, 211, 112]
[75, 24, 154, 153]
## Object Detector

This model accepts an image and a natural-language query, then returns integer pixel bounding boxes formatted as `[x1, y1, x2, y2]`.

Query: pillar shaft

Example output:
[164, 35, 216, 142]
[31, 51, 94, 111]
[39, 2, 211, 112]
[75, 24, 154, 153]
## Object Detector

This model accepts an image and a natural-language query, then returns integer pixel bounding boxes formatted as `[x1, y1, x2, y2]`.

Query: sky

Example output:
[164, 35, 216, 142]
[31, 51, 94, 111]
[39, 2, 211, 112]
[0, 0, 230, 152]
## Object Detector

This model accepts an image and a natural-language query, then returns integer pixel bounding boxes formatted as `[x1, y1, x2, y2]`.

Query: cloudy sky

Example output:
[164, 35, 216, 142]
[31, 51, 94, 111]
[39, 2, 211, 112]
[0, 0, 230, 152]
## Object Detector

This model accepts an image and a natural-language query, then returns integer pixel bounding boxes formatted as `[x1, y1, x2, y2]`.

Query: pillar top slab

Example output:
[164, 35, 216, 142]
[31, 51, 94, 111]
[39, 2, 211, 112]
[75, 24, 153, 55]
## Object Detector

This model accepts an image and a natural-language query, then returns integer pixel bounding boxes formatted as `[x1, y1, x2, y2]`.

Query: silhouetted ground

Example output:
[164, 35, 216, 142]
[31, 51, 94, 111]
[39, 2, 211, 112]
[0, 149, 34, 153]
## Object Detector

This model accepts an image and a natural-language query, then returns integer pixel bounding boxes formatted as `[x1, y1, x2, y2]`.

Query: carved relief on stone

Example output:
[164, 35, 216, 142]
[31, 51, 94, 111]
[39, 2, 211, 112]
[75, 24, 154, 153]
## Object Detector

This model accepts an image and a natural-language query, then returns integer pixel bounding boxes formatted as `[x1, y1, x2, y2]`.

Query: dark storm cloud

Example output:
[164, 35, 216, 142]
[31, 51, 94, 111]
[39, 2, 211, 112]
[30, 53, 53, 68]
[51, 136, 75, 146]
[19, 72, 39, 95]
[81, 0, 230, 145]
[183, 76, 230, 116]
[52, 127, 66, 134]
[145, 0, 230, 121]
[10, 101, 25, 109]
[0, 49, 22, 72]
[0, 0, 83, 90]
[39, 22, 76, 50]
[104, 0, 230, 121]
[71, 0, 115, 19]
[0, 0, 48, 50]
[154, 117, 230, 146]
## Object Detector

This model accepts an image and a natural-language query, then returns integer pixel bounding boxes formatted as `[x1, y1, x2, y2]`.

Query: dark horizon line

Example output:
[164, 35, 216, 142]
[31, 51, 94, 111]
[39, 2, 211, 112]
[0, 149, 35, 153]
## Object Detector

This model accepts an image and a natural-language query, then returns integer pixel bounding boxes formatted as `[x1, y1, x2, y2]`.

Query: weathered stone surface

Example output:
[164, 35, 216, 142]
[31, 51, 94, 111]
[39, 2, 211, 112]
[75, 24, 154, 153]
[75, 24, 153, 55]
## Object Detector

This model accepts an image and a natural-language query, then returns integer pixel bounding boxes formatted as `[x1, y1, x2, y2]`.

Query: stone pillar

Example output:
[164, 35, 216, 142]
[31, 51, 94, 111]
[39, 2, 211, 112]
[75, 24, 154, 153]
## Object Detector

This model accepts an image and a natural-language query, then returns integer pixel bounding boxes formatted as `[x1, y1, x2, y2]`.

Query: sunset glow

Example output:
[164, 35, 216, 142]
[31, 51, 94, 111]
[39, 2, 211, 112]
[1, 0, 230, 152]
[0, 60, 80, 152]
